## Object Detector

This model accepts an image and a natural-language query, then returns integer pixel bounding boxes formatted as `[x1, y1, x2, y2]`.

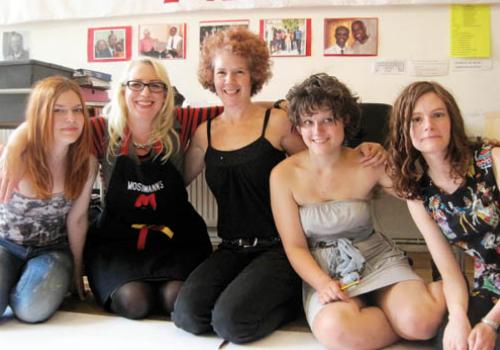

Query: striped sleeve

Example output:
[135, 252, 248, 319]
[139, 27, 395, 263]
[90, 116, 107, 159]
[176, 105, 224, 150]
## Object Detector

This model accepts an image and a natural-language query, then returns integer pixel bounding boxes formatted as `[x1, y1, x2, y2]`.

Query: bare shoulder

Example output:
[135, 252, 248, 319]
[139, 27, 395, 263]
[492, 146, 500, 179]
[492, 146, 500, 160]
[268, 108, 292, 130]
[271, 150, 304, 181]
[345, 147, 386, 184]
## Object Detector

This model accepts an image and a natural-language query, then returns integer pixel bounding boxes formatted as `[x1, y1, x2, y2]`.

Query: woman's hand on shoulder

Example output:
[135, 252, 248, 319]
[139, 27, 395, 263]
[355, 142, 387, 167]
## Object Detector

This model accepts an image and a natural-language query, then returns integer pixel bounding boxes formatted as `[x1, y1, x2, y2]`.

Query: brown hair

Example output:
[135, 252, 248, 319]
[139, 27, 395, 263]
[23, 76, 91, 200]
[387, 81, 470, 199]
[286, 73, 360, 140]
[198, 26, 271, 96]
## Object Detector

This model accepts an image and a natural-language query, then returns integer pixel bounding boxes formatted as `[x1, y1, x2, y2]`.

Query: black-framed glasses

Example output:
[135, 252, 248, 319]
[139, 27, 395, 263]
[123, 80, 167, 93]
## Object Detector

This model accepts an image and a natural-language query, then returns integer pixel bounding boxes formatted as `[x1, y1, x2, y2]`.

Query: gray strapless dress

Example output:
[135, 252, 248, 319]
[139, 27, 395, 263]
[299, 199, 420, 325]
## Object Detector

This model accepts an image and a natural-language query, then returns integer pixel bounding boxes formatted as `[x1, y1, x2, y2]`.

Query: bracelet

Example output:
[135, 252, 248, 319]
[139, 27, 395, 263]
[481, 317, 499, 332]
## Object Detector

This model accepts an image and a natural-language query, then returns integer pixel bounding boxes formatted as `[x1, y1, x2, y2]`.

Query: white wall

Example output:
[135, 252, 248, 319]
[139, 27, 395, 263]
[1, 4, 499, 135]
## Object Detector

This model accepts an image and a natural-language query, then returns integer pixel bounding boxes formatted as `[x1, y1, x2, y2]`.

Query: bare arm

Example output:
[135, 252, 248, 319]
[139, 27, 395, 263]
[270, 162, 348, 303]
[269, 108, 305, 156]
[66, 156, 98, 300]
[0, 123, 28, 202]
[183, 122, 208, 186]
[407, 200, 471, 349]
[468, 146, 500, 350]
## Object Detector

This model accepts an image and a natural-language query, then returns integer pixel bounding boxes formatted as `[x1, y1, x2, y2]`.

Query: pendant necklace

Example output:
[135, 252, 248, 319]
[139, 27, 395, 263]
[132, 141, 153, 150]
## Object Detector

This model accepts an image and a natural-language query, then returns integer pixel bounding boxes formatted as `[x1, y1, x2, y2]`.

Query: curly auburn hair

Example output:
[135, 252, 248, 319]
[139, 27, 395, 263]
[198, 27, 272, 96]
[285, 73, 360, 140]
[387, 81, 471, 200]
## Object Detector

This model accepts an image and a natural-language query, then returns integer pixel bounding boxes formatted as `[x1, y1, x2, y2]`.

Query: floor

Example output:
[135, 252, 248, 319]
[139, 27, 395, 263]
[1, 252, 473, 350]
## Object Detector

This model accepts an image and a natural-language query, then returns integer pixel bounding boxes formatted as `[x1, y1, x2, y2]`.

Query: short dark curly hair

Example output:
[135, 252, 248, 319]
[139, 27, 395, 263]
[198, 27, 272, 96]
[286, 73, 360, 140]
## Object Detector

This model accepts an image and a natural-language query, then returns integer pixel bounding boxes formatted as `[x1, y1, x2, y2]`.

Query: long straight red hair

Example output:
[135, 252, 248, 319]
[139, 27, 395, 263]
[22, 76, 91, 200]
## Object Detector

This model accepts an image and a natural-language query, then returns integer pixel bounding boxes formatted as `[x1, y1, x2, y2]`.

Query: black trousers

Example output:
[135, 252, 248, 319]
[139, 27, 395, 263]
[434, 294, 500, 350]
[172, 246, 301, 344]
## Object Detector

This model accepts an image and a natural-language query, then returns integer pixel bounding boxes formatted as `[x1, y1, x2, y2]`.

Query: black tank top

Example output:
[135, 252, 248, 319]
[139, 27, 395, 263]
[205, 109, 286, 240]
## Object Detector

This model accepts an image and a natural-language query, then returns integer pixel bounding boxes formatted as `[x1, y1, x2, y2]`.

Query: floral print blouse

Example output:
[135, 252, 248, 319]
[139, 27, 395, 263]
[422, 144, 499, 302]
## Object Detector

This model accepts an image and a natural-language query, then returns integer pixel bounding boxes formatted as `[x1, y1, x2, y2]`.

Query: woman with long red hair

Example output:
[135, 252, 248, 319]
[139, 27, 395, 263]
[0, 76, 96, 323]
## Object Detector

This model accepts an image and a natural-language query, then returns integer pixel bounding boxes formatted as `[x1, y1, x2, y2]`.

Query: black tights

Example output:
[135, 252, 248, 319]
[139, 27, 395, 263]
[110, 280, 183, 320]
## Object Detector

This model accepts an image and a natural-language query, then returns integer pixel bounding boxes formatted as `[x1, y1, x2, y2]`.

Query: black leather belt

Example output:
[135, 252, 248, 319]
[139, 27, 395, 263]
[221, 237, 281, 249]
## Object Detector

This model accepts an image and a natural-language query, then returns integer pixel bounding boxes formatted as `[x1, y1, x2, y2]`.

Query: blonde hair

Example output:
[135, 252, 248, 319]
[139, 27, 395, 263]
[20, 76, 91, 200]
[105, 57, 179, 162]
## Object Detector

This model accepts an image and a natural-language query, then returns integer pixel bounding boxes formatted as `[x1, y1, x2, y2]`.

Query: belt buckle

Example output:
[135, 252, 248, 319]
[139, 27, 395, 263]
[317, 241, 327, 248]
[240, 237, 258, 248]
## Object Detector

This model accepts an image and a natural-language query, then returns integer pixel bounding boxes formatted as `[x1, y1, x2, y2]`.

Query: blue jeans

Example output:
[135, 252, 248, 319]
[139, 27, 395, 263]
[0, 239, 73, 323]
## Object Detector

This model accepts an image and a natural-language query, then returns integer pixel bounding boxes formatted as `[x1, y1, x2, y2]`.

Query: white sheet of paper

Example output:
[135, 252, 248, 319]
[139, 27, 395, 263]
[372, 59, 406, 75]
[408, 59, 449, 77]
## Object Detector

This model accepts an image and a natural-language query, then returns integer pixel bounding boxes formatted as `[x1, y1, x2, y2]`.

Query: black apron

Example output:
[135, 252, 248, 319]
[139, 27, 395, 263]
[85, 152, 211, 307]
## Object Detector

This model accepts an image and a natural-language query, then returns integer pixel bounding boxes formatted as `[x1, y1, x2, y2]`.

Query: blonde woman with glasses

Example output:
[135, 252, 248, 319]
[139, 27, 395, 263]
[83, 57, 212, 320]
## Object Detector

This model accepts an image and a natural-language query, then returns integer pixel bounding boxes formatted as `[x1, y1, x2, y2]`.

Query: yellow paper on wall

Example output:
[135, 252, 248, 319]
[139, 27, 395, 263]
[450, 4, 490, 58]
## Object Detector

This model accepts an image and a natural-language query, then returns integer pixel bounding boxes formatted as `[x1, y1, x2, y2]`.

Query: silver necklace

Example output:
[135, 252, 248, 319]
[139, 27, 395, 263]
[132, 141, 153, 149]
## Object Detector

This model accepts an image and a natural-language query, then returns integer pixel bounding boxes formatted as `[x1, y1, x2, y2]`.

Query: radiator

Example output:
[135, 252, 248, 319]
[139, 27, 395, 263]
[187, 172, 218, 229]
[0, 128, 218, 230]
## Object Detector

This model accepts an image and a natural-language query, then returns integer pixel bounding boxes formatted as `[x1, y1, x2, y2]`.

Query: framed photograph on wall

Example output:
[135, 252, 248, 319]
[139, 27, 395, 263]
[139, 23, 186, 59]
[88, 26, 132, 62]
[1, 31, 30, 61]
[324, 18, 378, 56]
[199, 20, 249, 50]
[260, 18, 311, 57]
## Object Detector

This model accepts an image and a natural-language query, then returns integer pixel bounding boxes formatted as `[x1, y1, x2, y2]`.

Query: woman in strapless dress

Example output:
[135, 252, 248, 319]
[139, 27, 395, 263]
[270, 73, 446, 350]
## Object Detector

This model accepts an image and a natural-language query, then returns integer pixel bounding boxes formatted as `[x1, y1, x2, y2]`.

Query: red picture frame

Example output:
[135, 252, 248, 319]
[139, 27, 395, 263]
[88, 26, 132, 63]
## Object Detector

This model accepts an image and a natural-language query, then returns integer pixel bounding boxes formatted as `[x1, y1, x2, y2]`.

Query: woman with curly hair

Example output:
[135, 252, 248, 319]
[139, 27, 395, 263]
[387, 81, 499, 350]
[171, 26, 305, 344]
[0, 76, 96, 323]
[271, 73, 445, 349]
[173, 27, 384, 344]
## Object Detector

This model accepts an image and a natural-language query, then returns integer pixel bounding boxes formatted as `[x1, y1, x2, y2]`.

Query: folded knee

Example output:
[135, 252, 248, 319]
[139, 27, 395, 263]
[212, 303, 258, 344]
[393, 307, 443, 340]
[312, 312, 355, 349]
[172, 295, 212, 334]
[12, 302, 55, 323]
[110, 283, 155, 320]
[111, 296, 152, 320]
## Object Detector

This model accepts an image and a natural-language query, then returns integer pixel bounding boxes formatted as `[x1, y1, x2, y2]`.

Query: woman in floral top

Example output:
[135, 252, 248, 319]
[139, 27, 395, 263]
[387, 81, 499, 350]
